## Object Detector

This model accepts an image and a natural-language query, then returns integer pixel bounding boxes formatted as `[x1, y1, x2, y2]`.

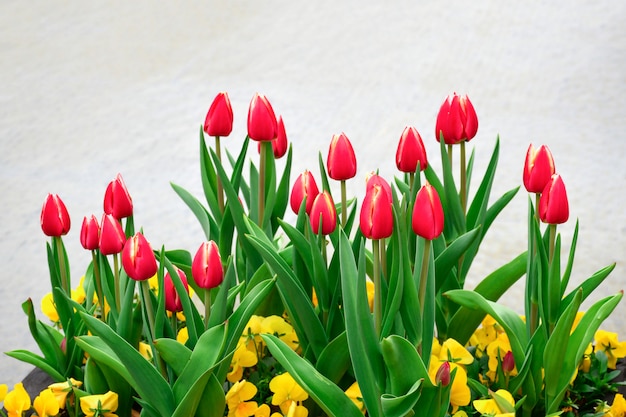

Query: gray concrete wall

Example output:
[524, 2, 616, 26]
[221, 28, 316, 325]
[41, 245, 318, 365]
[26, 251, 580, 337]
[1, 1, 624, 385]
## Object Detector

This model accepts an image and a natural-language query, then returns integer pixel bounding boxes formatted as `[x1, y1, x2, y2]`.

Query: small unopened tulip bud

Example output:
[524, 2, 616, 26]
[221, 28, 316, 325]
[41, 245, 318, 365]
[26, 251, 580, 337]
[290, 170, 320, 215]
[257, 115, 289, 158]
[523, 144, 555, 194]
[412, 184, 444, 240]
[327, 133, 357, 181]
[539, 174, 569, 224]
[435, 362, 451, 386]
[203, 92, 233, 137]
[192, 241, 224, 289]
[360, 181, 393, 240]
[310, 191, 337, 235]
[164, 267, 189, 313]
[99, 214, 125, 256]
[396, 126, 428, 173]
[502, 351, 515, 373]
[103, 173, 133, 220]
[435, 93, 478, 144]
[40, 193, 71, 237]
[122, 233, 158, 281]
[80, 215, 100, 250]
[365, 173, 392, 201]
[247, 93, 278, 142]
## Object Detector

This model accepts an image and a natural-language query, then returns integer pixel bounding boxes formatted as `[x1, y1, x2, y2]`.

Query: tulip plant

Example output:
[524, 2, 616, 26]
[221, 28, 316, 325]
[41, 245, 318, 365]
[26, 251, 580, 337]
[2, 91, 623, 417]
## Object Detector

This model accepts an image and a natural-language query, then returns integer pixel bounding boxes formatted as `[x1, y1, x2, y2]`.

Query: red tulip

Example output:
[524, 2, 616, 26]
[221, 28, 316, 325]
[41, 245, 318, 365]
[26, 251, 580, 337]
[103, 173, 133, 219]
[327, 132, 357, 181]
[164, 267, 189, 313]
[396, 126, 428, 173]
[539, 174, 569, 224]
[290, 170, 320, 215]
[247, 93, 277, 142]
[203, 92, 233, 137]
[122, 232, 158, 281]
[99, 214, 126, 255]
[523, 144, 555, 194]
[412, 184, 444, 240]
[365, 173, 392, 202]
[192, 241, 224, 289]
[360, 182, 393, 240]
[502, 351, 515, 373]
[435, 361, 451, 386]
[257, 115, 288, 158]
[80, 215, 100, 250]
[435, 93, 478, 144]
[310, 191, 337, 235]
[40, 193, 71, 237]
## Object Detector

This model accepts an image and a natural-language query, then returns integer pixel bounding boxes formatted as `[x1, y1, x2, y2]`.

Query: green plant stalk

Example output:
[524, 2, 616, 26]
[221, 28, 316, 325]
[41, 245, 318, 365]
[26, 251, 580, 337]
[548, 224, 556, 265]
[139, 279, 167, 379]
[447, 144, 453, 167]
[91, 250, 105, 322]
[215, 135, 224, 213]
[53, 236, 69, 295]
[259, 141, 269, 226]
[341, 179, 347, 227]
[409, 172, 415, 192]
[417, 238, 432, 354]
[373, 238, 382, 338]
[529, 193, 541, 336]
[204, 289, 212, 331]
[460, 140, 467, 214]
[113, 253, 121, 312]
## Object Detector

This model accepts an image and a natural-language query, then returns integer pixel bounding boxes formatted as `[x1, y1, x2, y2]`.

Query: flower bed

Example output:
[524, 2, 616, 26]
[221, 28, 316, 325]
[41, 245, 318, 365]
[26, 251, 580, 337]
[1, 92, 623, 417]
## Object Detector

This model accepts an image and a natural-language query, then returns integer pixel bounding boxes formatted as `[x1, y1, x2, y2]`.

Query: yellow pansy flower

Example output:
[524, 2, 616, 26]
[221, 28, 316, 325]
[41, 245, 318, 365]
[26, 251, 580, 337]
[4, 382, 31, 417]
[345, 381, 366, 414]
[269, 372, 308, 416]
[226, 380, 258, 417]
[254, 403, 271, 417]
[48, 377, 82, 408]
[33, 388, 60, 417]
[261, 316, 299, 352]
[608, 393, 626, 417]
[177, 326, 189, 344]
[486, 333, 515, 381]
[473, 389, 515, 416]
[138, 342, 153, 361]
[80, 391, 119, 417]
[227, 343, 259, 383]
[595, 330, 626, 369]
[41, 292, 60, 323]
[0, 383, 7, 402]
[438, 338, 474, 365]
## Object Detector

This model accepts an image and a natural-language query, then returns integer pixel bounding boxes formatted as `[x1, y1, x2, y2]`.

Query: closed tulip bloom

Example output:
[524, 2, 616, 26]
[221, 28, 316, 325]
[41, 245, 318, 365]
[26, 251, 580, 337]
[103, 173, 133, 219]
[80, 215, 100, 250]
[247, 93, 277, 142]
[396, 126, 428, 173]
[99, 214, 125, 255]
[122, 232, 158, 281]
[360, 183, 393, 240]
[40, 193, 71, 237]
[327, 132, 357, 181]
[164, 267, 189, 313]
[523, 143, 555, 194]
[365, 173, 392, 202]
[290, 170, 320, 215]
[435, 93, 478, 144]
[257, 115, 289, 158]
[539, 174, 569, 224]
[203, 92, 234, 137]
[192, 241, 224, 289]
[412, 184, 444, 240]
[310, 191, 337, 235]
[435, 361, 451, 386]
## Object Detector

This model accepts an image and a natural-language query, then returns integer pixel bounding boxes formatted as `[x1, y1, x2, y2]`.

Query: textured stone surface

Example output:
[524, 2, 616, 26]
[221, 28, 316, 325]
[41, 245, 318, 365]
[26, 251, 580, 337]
[1, 1, 625, 385]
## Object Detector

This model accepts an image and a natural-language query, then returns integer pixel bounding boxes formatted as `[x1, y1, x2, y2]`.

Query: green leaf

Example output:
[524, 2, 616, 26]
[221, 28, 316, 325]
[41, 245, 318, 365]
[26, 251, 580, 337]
[171, 182, 213, 240]
[380, 379, 423, 417]
[4, 350, 64, 382]
[154, 338, 192, 376]
[262, 334, 363, 417]
[171, 368, 214, 417]
[434, 227, 481, 292]
[316, 331, 350, 384]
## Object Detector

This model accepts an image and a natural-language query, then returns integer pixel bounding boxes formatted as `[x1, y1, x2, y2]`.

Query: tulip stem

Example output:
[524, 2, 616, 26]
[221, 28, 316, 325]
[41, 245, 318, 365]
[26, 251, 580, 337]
[140, 280, 167, 378]
[460, 141, 467, 214]
[215, 136, 225, 214]
[204, 289, 212, 331]
[373, 239, 382, 338]
[259, 141, 269, 226]
[113, 254, 121, 312]
[91, 251, 105, 321]
[54, 237, 70, 295]
[418, 239, 432, 317]
[409, 172, 415, 193]
[341, 180, 347, 228]
[447, 144, 453, 167]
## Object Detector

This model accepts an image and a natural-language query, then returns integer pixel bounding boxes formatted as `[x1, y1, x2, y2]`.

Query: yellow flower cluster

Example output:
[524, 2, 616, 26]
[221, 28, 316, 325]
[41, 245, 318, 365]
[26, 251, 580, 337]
[0, 378, 84, 417]
[468, 315, 518, 385]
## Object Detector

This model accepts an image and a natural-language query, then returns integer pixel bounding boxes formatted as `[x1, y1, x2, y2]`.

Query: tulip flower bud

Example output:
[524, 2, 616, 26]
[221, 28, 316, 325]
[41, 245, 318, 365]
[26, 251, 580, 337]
[435, 361, 451, 386]
[247, 93, 278, 142]
[290, 170, 320, 215]
[203, 92, 234, 137]
[360, 182, 393, 240]
[192, 241, 224, 289]
[103, 173, 133, 220]
[435, 93, 478, 144]
[502, 351, 515, 374]
[523, 143, 556, 194]
[122, 233, 158, 281]
[99, 214, 126, 256]
[365, 173, 392, 202]
[412, 184, 444, 240]
[80, 215, 100, 250]
[310, 191, 337, 235]
[40, 193, 71, 237]
[396, 126, 428, 173]
[539, 174, 569, 224]
[257, 115, 289, 158]
[164, 267, 189, 313]
[327, 132, 357, 181]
